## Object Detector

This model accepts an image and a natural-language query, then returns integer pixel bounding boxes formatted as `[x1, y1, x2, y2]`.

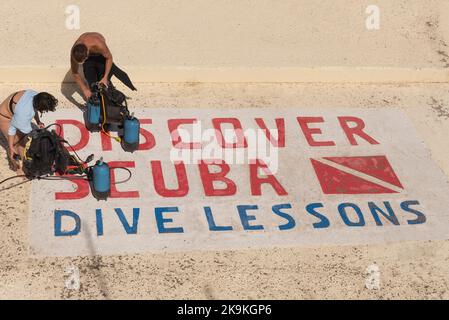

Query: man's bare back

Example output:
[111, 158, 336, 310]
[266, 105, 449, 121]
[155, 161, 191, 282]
[71, 32, 113, 99]
[72, 32, 107, 59]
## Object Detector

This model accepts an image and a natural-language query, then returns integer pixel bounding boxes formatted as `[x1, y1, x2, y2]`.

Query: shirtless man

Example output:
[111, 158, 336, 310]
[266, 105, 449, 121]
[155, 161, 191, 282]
[71, 32, 136, 101]
[71, 32, 113, 100]
[0, 90, 58, 172]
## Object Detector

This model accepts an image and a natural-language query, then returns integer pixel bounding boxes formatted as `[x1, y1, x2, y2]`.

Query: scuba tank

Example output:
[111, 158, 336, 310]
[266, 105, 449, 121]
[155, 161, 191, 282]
[86, 91, 101, 131]
[121, 113, 140, 152]
[91, 158, 110, 201]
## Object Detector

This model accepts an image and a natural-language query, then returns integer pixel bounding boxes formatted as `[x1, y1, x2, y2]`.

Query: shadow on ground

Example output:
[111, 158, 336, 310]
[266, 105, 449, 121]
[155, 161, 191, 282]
[60, 70, 85, 110]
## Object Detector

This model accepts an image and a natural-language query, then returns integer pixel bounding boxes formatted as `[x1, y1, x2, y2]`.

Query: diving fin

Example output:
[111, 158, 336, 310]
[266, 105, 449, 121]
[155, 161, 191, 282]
[111, 63, 137, 91]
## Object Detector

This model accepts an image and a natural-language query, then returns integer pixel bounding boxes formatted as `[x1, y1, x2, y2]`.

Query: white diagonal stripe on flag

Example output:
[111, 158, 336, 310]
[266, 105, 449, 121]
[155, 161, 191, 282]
[315, 158, 404, 193]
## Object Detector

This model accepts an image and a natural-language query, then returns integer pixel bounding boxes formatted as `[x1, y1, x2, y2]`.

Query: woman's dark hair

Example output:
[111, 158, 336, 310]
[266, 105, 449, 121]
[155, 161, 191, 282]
[72, 44, 88, 63]
[33, 92, 58, 113]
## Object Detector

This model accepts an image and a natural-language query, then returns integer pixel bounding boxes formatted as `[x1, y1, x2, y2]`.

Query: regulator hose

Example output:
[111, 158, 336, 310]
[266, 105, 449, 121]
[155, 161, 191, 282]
[0, 168, 132, 191]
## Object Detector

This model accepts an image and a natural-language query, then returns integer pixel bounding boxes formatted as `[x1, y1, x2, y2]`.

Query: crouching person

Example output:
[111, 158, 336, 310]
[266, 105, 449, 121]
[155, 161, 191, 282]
[71, 32, 137, 101]
[0, 90, 58, 173]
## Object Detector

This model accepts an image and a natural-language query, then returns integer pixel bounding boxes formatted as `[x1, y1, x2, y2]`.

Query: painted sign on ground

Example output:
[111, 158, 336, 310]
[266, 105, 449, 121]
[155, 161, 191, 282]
[29, 108, 449, 257]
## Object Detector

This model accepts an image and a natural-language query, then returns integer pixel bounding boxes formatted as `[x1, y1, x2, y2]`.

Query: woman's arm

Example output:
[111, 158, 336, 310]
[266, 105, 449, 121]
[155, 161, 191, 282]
[7, 134, 15, 157]
[7, 134, 18, 171]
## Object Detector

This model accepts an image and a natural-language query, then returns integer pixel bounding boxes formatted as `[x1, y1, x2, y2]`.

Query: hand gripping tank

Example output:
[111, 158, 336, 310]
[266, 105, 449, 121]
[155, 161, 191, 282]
[86, 93, 101, 131]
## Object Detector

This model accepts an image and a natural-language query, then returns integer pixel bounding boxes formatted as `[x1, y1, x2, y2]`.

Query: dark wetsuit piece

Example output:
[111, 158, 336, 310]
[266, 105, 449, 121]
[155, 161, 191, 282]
[83, 55, 137, 91]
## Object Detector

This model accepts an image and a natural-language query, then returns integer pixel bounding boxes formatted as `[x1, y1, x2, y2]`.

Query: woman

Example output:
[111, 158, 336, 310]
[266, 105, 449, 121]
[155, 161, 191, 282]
[0, 90, 58, 173]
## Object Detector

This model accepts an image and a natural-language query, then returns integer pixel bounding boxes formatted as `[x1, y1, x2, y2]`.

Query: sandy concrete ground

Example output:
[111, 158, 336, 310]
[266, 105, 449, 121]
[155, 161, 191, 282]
[1, 0, 449, 82]
[0, 82, 448, 299]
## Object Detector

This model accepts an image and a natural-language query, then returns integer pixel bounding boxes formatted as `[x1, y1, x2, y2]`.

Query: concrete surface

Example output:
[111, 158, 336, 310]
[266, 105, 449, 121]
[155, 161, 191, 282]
[1, 0, 449, 83]
[1, 82, 449, 299]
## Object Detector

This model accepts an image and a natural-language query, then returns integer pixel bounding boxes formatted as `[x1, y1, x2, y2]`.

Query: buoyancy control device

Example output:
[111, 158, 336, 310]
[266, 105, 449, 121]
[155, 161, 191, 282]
[22, 128, 89, 178]
[86, 83, 140, 152]
[19, 126, 133, 201]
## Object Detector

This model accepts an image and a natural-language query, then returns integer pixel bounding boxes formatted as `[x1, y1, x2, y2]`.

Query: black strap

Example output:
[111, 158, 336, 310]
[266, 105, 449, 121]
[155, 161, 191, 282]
[0, 112, 11, 120]
[0, 92, 20, 120]
[8, 91, 19, 115]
